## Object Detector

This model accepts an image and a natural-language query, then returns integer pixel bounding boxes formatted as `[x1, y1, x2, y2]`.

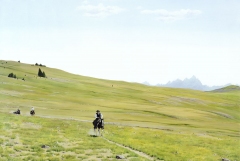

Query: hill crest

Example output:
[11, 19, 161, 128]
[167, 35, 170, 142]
[211, 85, 240, 92]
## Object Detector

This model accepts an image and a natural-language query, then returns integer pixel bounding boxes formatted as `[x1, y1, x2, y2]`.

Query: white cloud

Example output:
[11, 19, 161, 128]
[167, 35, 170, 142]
[77, 3, 124, 17]
[141, 9, 202, 21]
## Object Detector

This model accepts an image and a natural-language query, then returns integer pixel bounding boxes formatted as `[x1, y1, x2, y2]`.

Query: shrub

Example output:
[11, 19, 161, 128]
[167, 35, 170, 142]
[38, 68, 43, 77]
[8, 73, 17, 79]
[42, 71, 46, 77]
[38, 68, 47, 78]
[35, 63, 46, 67]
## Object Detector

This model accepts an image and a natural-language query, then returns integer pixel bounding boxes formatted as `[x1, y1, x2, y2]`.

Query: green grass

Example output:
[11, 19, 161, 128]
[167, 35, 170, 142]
[105, 125, 240, 161]
[0, 112, 147, 160]
[0, 60, 239, 160]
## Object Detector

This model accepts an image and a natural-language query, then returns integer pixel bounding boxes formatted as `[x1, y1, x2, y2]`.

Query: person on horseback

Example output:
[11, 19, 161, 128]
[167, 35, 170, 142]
[13, 108, 20, 114]
[93, 110, 104, 128]
[93, 110, 104, 136]
[30, 107, 35, 115]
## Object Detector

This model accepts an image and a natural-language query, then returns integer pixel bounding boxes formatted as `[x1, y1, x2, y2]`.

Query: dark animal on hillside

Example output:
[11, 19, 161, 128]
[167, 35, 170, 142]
[30, 110, 35, 116]
[13, 109, 20, 115]
[93, 118, 104, 136]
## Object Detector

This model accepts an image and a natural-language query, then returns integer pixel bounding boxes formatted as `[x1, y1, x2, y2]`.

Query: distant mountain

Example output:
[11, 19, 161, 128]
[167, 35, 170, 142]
[142, 81, 151, 86]
[156, 76, 229, 91]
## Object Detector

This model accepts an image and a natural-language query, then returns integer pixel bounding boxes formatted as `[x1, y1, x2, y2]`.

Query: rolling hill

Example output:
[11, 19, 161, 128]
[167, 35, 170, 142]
[1, 60, 239, 130]
[210, 85, 240, 93]
[0, 60, 239, 160]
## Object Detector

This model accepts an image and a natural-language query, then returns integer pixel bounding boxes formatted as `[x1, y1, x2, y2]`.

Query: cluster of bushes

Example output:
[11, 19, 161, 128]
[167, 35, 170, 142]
[35, 63, 46, 67]
[8, 73, 25, 81]
[5, 62, 47, 80]
[38, 68, 47, 78]
[8, 73, 16, 78]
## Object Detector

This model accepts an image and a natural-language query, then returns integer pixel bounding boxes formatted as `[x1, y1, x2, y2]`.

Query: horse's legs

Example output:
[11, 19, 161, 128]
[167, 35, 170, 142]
[99, 128, 103, 136]
[97, 128, 99, 136]
[94, 127, 97, 136]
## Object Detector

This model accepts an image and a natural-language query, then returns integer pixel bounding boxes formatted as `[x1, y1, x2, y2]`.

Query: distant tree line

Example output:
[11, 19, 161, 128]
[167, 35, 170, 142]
[35, 63, 46, 67]
[38, 68, 47, 78]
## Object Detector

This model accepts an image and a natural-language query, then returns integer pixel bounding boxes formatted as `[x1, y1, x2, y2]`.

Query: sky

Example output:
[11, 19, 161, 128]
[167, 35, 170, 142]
[0, 0, 239, 86]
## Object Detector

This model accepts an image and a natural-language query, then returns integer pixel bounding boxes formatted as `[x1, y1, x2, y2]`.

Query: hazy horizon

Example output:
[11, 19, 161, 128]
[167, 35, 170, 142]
[1, 0, 239, 86]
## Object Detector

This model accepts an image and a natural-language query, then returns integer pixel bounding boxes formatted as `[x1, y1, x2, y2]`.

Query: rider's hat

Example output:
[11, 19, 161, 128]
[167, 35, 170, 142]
[96, 110, 100, 112]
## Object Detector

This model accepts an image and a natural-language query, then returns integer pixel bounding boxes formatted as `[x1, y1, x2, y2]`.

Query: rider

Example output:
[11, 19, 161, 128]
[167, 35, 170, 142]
[94, 110, 104, 128]
[17, 108, 20, 114]
[14, 108, 20, 114]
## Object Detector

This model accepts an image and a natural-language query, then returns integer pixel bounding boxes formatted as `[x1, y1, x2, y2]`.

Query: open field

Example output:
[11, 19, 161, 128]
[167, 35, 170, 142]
[0, 60, 240, 160]
[0, 112, 148, 161]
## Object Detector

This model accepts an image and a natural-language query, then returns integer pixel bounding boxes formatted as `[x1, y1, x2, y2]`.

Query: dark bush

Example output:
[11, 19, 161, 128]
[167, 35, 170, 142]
[42, 71, 46, 77]
[8, 73, 17, 79]
[35, 63, 46, 67]
[38, 68, 47, 78]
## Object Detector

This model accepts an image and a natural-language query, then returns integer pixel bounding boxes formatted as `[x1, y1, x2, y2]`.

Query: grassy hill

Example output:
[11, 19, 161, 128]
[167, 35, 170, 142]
[210, 85, 240, 93]
[0, 60, 239, 160]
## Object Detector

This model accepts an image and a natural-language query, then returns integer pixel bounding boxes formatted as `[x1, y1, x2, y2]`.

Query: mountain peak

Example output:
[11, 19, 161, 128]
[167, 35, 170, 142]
[158, 76, 226, 91]
[142, 81, 151, 86]
[190, 75, 197, 79]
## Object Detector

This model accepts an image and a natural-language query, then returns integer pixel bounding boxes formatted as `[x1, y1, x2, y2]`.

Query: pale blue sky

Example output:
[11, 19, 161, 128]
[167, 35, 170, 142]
[1, 0, 239, 86]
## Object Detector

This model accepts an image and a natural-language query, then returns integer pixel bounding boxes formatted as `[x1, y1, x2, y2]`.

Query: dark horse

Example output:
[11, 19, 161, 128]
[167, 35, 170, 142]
[30, 110, 35, 116]
[13, 109, 20, 115]
[93, 118, 104, 136]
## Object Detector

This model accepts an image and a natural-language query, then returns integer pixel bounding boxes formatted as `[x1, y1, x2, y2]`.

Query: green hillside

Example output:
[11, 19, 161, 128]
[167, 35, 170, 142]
[211, 85, 240, 93]
[1, 60, 239, 131]
[0, 60, 239, 160]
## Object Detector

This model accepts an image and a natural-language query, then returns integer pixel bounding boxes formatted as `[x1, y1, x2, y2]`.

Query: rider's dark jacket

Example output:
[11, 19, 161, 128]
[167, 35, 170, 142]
[95, 113, 103, 119]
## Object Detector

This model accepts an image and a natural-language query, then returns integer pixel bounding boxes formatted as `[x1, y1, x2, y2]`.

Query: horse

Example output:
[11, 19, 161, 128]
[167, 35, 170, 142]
[93, 118, 104, 136]
[30, 110, 35, 116]
[13, 110, 20, 115]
